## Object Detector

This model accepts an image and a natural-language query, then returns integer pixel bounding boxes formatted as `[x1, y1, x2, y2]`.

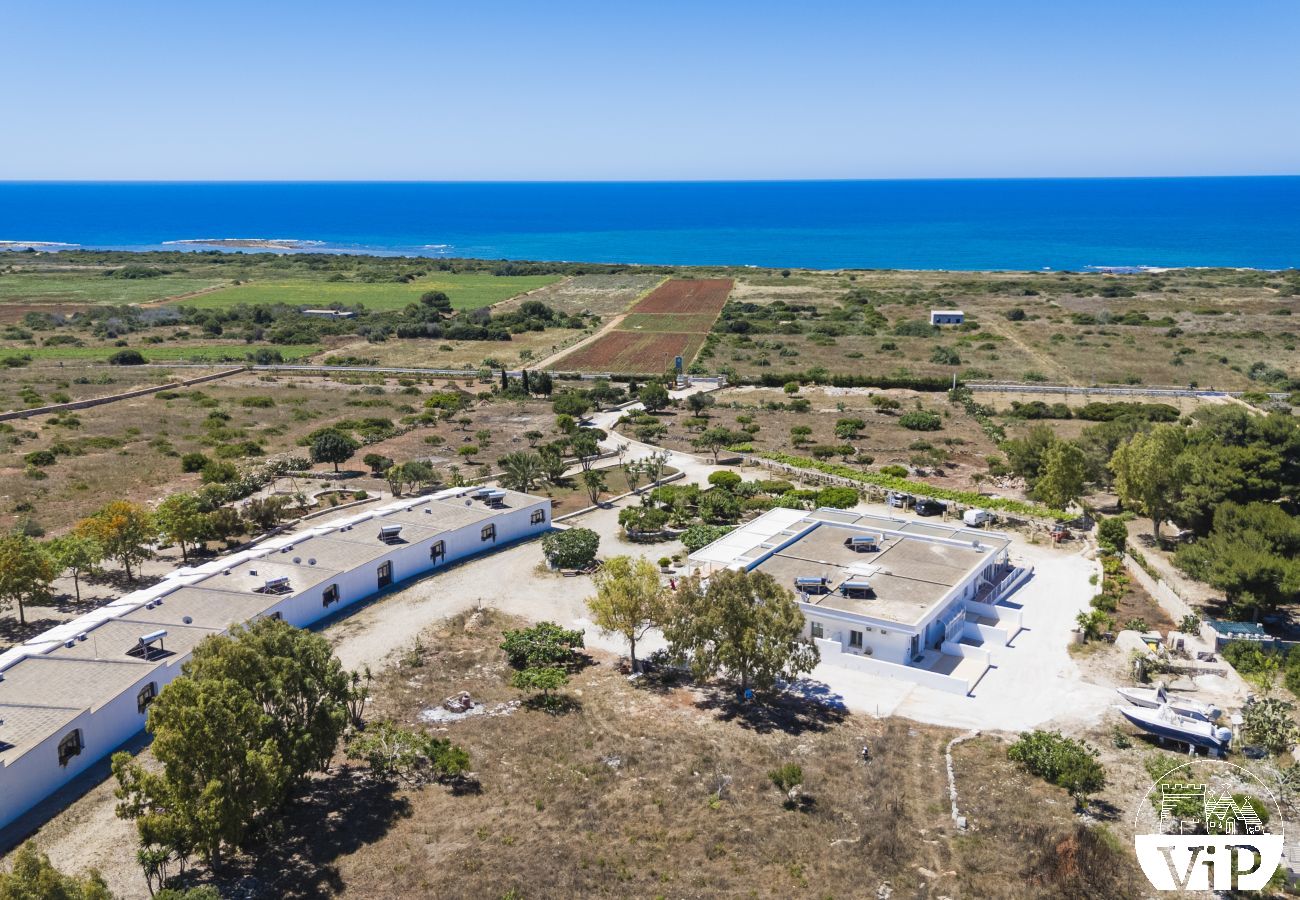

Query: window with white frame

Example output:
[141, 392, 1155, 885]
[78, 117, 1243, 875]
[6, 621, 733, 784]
[531, 509, 545, 525]
[430, 540, 445, 563]
[137, 682, 157, 714]
[481, 524, 496, 542]
[810, 621, 824, 640]
[848, 630, 863, 649]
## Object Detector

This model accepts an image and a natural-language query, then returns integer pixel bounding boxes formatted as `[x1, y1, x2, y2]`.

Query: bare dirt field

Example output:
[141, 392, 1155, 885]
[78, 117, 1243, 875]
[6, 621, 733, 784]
[15, 608, 1143, 899]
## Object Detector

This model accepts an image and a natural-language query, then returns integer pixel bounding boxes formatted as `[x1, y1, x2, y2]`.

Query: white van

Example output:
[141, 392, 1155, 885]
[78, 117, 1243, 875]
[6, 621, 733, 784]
[962, 508, 993, 528]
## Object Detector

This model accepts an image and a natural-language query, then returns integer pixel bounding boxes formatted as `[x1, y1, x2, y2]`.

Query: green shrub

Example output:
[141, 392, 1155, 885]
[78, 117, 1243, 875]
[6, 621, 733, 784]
[708, 471, 742, 490]
[1008, 730, 1105, 802]
[107, 349, 147, 365]
[898, 410, 942, 431]
[180, 452, 211, 473]
[1096, 517, 1128, 552]
[23, 449, 56, 467]
[239, 396, 276, 409]
[680, 523, 735, 553]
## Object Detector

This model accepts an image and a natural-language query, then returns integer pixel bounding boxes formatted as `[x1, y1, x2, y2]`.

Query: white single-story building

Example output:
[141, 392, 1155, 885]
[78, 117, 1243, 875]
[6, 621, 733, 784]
[929, 309, 965, 326]
[301, 309, 356, 319]
[688, 507, 1031, 695]
[0, 485, 550, 832]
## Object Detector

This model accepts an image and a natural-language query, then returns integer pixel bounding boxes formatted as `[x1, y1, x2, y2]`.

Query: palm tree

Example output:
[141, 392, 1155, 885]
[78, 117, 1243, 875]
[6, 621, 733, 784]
[500, 451, 544, 492]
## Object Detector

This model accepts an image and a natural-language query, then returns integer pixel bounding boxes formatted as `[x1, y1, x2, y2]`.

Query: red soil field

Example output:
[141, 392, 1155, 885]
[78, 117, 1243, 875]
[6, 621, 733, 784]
[554, 332, 707, 374]
[548, 278, 731, 373]
[632, 278, 733, 314]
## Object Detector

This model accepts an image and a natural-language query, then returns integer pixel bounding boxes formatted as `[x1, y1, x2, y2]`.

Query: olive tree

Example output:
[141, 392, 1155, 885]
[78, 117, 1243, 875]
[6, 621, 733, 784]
[663, 568, 819, 695]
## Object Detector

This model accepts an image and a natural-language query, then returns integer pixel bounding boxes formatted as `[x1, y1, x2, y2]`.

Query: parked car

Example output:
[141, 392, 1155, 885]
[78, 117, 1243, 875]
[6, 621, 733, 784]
[914, 498, 946, 517]
[962, 508, 993, 528]
[886, 491, 914, 509]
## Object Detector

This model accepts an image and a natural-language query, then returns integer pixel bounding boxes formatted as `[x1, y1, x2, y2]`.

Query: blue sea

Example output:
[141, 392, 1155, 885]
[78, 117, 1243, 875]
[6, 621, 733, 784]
[1, 178, 1298, 270]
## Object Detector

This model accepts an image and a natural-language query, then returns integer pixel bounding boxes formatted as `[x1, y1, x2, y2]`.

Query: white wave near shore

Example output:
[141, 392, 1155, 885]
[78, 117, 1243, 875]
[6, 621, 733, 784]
[163, 237, 326, 249]
[0, 240, 80, 248]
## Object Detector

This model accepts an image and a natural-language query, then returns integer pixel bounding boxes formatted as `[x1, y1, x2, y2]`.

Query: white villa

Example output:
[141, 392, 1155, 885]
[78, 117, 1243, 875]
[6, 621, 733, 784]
[0, 486, 551, 832]
[688, 507, 1032, 695]
[925, 309, 967, 326]
[929, 309, 965, 326]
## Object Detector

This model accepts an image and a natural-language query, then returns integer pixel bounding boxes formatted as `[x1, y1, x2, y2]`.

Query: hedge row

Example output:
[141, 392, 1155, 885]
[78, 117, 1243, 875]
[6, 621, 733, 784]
[757, 452, 1070, 521]
[737, 371, 954, 392]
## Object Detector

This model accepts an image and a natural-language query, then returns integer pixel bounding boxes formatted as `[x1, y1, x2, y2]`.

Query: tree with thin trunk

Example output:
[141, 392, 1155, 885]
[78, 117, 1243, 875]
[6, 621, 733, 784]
[155, 492, 212, 563]
[0, 533, 57, 626]
[587, 555, 669, 673]
[49, 534, 104, 603]
[311, 430, 358, 474]
[582, 469, 607, 506]
[75, 500, 157, 581]
[623, 460, 645, 494]
[663, 568, 819, 697]
[642, 449, 671, 486]
[693, 427, 742, 463]
[571, 431, 600, 472]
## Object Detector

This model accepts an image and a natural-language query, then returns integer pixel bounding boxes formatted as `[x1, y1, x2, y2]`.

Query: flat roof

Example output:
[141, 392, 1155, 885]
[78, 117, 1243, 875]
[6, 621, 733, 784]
[43, 619, 215, 664]
[0, 657, 155, 711]
[0, 485, 549, 762]
[697, 508, 1009, 628]
[0, 704, 83, 765]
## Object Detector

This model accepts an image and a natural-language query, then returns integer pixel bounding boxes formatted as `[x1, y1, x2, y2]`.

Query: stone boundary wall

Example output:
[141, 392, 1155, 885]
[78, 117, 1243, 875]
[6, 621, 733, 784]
[0, 366, 247, 422]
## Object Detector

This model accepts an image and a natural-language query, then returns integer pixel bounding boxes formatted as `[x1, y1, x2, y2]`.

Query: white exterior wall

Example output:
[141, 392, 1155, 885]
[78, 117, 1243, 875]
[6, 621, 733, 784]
[802, 606, 917, 665]
[0, 711, 93, 833]
[814, 638, 971, 694]
[0, 659, 186, 831]
[0, 495, 550, 831]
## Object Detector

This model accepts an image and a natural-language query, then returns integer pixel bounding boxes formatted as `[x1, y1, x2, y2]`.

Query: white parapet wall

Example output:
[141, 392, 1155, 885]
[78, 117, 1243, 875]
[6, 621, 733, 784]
[814, 637, 973, 695]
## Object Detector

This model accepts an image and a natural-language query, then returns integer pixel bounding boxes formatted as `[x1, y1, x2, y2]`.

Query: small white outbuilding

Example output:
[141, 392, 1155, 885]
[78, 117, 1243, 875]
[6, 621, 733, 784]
[929, 309, 965, 326]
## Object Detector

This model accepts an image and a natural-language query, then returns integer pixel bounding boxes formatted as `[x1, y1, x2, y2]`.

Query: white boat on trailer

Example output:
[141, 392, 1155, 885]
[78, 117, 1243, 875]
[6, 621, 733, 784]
[1116, 704, 1233, 756]
[1115, 681, 1221, 722]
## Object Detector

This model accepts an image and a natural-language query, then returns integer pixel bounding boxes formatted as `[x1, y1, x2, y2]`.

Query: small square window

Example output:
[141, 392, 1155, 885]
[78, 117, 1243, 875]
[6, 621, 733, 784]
[810, 621, 824, 640]
[481, 524, 496, 542]
[531, 509, 546, 525]
[322, 584, 340, 607]
[849, 630, 863, 649]
[137, 682, 157, 714]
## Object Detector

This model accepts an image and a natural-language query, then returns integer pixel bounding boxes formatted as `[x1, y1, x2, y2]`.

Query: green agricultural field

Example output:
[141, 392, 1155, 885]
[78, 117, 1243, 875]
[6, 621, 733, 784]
[619, 312, 719, 332]
[11, 343, 320, 363]
[175, 273, 563, 312]
[0, 271, 227, 306]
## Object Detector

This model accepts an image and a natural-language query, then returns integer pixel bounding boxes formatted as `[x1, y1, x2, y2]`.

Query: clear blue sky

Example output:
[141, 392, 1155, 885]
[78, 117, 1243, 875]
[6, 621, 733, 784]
[4, 0, 1298, 180]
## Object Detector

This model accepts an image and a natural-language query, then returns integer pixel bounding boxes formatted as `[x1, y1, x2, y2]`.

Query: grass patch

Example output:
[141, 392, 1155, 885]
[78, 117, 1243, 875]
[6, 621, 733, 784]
[619, 312, 718, 333]
[0, 272, 226, 305]
[177, 274, 561, 312]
